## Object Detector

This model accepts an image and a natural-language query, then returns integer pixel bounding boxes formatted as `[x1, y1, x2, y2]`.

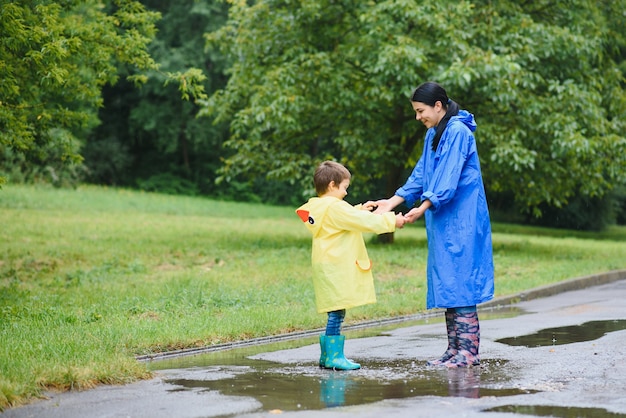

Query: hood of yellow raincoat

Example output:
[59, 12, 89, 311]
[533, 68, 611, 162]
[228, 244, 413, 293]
[296, 197, 330, 238]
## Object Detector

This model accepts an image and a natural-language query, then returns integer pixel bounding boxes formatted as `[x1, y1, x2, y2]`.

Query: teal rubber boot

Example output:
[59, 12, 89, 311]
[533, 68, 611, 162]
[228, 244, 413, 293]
[323, 335, 360, 370]
[319, 335, 327, 368]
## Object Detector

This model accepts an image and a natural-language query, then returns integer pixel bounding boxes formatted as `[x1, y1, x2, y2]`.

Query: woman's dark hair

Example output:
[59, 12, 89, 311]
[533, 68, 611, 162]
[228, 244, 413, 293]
[411, 81, 459, 151]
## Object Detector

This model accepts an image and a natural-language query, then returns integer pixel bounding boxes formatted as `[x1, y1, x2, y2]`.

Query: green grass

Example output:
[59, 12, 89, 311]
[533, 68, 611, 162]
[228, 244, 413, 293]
[1, 184, 625, 410]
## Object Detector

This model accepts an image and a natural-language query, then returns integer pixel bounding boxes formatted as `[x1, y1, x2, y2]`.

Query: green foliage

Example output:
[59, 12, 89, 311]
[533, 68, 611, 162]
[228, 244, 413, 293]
[84, 0, 230, 195]
[0, 0, 212, 186]
[529, 194, 617, 231]
[615, 187, 626, 225]
[1, 133, 87, 187]
[136, 172, 200, 195]
[0, 0, 161, 177]
[80, 129, 134, 186]
[462, 1, 626, 219]
[3, 0, 626, 229]
[201, 0, 626, 225]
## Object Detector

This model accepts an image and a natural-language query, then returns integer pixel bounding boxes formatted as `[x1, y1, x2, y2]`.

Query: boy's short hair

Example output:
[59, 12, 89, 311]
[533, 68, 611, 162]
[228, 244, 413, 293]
[314, 161, 351, 196]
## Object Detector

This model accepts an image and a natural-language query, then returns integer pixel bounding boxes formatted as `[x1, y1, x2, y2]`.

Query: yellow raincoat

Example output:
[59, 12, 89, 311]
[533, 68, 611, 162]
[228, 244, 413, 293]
[296, 196, 396, 313]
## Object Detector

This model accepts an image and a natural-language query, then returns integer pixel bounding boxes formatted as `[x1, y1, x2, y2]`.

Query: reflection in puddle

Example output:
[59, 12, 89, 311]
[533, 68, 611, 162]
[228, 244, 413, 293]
[485, 404, 626, 417]
[164, 359, 535, 413]
[495, 319, 626, 347]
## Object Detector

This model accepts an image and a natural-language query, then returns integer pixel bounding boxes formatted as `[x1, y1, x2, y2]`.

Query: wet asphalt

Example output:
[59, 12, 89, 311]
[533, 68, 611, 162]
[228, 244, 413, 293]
[4, 270, 626, 418]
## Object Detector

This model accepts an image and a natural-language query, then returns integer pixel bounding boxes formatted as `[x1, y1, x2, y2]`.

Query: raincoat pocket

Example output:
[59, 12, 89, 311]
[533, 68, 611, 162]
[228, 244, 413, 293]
[355, 259, 372, 271]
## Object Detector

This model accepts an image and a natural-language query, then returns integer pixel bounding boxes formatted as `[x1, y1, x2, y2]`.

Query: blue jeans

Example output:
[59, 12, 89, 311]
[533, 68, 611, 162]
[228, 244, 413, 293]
[325, 309, 346, 336]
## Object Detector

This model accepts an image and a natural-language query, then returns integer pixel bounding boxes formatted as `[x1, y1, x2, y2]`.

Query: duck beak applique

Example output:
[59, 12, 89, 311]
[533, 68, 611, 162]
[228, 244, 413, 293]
[296, 209, 314, 224]
[296, 209, 309, 222]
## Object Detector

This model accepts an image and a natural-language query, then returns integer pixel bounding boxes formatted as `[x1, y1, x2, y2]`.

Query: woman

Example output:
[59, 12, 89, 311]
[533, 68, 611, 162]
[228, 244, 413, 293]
[366, 81, 494, 368]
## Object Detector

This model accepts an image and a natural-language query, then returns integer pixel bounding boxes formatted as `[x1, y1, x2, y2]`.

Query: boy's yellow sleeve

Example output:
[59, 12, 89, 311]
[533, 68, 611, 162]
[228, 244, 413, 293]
[327, 201, 396, 234]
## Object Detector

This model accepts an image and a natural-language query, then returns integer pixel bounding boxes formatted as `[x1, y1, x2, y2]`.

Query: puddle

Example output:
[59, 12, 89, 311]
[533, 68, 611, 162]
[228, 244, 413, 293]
[164, 359, 534, 413]
[485, 404, 626, 417]
[495, 319, 626, 347]
[146, 307, 534, 414]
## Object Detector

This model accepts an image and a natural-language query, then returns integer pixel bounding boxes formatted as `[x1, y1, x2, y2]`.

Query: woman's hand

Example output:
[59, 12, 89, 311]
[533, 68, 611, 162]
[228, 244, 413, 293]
[363, 197, 402, 214]
[362, 200, 382, 212]
[404, 207, 424, 223]
[363, 199, 389, 213]
[404, 200, 432, 223]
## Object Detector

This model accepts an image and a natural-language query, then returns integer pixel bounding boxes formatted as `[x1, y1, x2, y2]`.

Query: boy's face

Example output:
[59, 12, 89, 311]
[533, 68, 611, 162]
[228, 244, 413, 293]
[326, 178, 350, 200]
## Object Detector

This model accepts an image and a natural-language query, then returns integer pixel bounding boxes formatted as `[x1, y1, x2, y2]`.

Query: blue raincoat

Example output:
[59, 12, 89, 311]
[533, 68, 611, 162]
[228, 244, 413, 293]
[396, 110, 494, 309]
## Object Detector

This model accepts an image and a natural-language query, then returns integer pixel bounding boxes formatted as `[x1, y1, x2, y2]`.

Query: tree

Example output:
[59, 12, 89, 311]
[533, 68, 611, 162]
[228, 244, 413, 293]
[460, 1, 626, 220]
[84, 0, 229, 195]
[201, 0, 626, 224]
[0, 0, 207, 186]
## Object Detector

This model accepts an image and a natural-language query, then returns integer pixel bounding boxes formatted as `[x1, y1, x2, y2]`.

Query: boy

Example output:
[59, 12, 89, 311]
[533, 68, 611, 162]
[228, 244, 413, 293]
[296, 161, 405, 370]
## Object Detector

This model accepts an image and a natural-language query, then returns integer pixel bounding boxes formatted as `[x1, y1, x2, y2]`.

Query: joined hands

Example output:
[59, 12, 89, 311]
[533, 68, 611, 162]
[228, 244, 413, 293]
[363, 199, 427, 228]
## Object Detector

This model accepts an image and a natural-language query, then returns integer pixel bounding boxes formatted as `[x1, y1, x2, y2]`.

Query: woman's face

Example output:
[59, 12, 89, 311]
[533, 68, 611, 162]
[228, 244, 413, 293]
[412, 101, 444, 129]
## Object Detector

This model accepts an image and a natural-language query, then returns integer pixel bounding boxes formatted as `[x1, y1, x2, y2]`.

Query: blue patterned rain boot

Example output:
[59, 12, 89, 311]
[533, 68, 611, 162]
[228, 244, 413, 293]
[427, 309, 458, 366]
[323, 335, 360, 370]
[445, 308, 480, 368]
[319, 335, 327, 368]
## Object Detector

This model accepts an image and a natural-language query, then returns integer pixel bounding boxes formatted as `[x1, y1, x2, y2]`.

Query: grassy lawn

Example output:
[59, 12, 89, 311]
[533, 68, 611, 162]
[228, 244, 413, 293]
[1, 184, 625, 410]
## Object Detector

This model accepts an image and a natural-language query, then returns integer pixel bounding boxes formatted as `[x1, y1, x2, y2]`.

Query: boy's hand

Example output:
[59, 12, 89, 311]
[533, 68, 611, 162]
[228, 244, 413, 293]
[395, 212, 406, 229]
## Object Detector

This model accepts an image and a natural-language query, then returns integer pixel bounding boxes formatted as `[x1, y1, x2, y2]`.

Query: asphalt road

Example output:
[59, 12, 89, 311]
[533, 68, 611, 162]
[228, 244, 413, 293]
[4, 270, 626, 418]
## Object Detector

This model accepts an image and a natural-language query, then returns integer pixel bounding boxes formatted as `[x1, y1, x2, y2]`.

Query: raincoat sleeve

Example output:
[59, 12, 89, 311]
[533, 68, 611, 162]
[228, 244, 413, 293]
[327, 201, 396, 234]
[421, 123, 469, 212]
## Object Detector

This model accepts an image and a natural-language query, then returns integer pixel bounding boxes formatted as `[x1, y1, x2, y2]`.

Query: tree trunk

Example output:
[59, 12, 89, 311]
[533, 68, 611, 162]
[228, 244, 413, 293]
[179, 127, 190, 174]
[377, 232, 395, 244]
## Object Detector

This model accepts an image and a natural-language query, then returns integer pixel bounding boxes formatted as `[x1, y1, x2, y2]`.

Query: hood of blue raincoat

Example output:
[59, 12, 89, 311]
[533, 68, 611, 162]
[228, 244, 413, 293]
[451, 109, 476, 133]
